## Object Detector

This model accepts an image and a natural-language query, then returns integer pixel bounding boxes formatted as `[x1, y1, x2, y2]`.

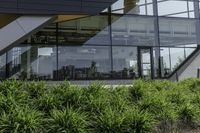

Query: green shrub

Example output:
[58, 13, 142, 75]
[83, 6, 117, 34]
[0, 106, 43, 133]
[36, 92, 62, 113]
[138, 90, 178, 132]
[81, 82, 109, 114]
[59, 86, 83, 108]
[0, 93, 9, 113]
[178, 103, 200, 128]
[177, 78, 200, 92]
[46, 108, 89, 133]
[93, 107, 126, 133]
[124, 107, 156, 133]
[109, 87, 130, 112]
[0, 79, 199, 132]
[24, 81, 47, 99]
[166, 88, 189, 106]
[0, 80, 23, 96]
[129, 80, 148, 102]
[0, 90, 29, 114]
[151, 80, 175, 91]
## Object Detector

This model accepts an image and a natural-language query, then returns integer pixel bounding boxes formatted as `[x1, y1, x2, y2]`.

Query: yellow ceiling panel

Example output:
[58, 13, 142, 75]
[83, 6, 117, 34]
[0, 14, 19, 28]
[54, 15, 87, 23]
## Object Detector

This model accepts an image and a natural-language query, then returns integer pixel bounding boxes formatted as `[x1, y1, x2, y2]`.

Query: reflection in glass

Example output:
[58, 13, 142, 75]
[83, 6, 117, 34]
[112, 47, 138, 79]
[159, 17, 197, 46]
[185, 47, 196, 57]
[158, 1, 189, 18]
[160, 46, 196, 78]
[29, 24, 57, 44]
[160, 47, 171, 77]
[8, 45, 56, 80]
[111, 0, 153, 15]
[112, 15, 155, 46]
[1, 1, 199, 82]
[58, 15, 110, 45]
[0, 53, 6, 79]
[57, 46, 111, 80]
[170, 48, 185, 71]
[159, 17, 197, 77]
[138, 48, 153, 79]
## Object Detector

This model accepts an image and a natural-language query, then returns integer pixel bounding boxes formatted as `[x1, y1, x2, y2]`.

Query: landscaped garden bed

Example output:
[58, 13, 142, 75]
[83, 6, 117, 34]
[0, 79, 200, 133]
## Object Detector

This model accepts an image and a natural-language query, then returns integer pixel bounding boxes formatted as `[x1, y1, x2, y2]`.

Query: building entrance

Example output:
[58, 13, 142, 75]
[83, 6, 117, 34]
[138, 47, 154, 79]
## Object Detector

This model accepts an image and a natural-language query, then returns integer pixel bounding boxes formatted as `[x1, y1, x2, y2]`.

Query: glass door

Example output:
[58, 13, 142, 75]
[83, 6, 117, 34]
[138, 47, 154, 79]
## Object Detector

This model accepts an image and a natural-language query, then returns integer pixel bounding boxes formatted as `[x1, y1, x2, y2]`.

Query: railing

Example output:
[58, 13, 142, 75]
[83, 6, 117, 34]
[168, 46, 200, 80]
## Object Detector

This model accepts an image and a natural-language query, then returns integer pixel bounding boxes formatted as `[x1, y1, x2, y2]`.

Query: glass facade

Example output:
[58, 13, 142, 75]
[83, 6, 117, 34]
[0, 0, 199, 80]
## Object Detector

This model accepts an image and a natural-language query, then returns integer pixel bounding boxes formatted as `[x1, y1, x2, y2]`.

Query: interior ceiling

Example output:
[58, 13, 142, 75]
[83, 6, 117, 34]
[0, 14, 19, 28]
[124, 0, 137, 13]
[0, 14, 87, 29]
[54, 15, 87, 23]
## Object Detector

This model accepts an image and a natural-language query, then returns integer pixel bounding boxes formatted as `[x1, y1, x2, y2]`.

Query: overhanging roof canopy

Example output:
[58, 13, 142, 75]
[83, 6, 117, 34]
[0, 0, 116, 15]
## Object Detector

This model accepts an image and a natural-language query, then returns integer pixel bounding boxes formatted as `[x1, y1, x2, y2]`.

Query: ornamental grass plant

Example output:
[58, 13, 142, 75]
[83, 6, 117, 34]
[0, 79, 199, 132]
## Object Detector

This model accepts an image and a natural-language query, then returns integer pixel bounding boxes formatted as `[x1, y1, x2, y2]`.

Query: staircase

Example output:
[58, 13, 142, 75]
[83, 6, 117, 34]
[169, 47, 200, 81]
[0, 15, 55, 54]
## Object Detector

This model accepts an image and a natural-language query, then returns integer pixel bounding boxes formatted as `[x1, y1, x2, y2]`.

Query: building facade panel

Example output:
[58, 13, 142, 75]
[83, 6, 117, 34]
[1, 0, 200, 81]
[0, 0, 116, 14]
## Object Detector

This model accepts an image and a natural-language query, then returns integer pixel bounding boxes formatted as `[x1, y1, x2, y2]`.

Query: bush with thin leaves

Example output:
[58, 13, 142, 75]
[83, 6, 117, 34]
[55, 85, 83, 108]
[24, 81, 47, 99]
[178, 103, 200, 128]
[46, 108, 89, 133]
[93, 107, 126, 133]
[129, 80, 148, 102]
[125, 107, 156, 133]
[0, 106, 43, 133]
[36, 92, 62, 113]
[81, 82, 109, 114]
[0, 79, 199, 132]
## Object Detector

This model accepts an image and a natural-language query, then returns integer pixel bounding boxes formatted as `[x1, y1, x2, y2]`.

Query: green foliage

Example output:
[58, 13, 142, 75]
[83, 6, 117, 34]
[178, 103, 200, 128]
[24, 81, 47, 99]
[81, 82, 110, 114]
[36, 91, 61, 113]
[124, 107, 156, 133]
[93, 107, 126, 133]
[46, 108, 89, 133]
[0, 79, 199, 132]
[129, 80, 148, 102]
[0, 106, 43, 133]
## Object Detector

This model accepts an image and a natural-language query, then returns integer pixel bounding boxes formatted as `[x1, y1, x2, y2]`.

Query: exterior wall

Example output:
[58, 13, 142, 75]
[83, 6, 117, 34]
[0, 0, 200, 81]
[0, 0, 116, 15]
[179, 51, 200, 80]
[0, 14, 197, 81]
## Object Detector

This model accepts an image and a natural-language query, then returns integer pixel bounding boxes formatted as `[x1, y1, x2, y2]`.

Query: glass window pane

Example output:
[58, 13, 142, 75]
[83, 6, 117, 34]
[112, 15, 155, 46]
[158, 0, 188, 18]
[7, 45, 57, 80]
[58, 46, 111, 80]
[188, 1, 194, 18]
[170, 48, 185, 71]
[160, 47, 171, 77]
[112, 46, 138, 79]
[58, 15, 110, 46]
[159, 17, 197, 47]
[29, 24, 57, 44]
[0, 53, 6, 79]
[185, 47, 196, 57]
[112, 0, 153, 15]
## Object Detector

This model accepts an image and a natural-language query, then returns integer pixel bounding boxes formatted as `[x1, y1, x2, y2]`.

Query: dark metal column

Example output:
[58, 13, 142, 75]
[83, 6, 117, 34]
[153, 0, 161, 79]
[56, 23, 59, 80]
[194, 0, 200, 46]
[108, 7, 114, 78]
